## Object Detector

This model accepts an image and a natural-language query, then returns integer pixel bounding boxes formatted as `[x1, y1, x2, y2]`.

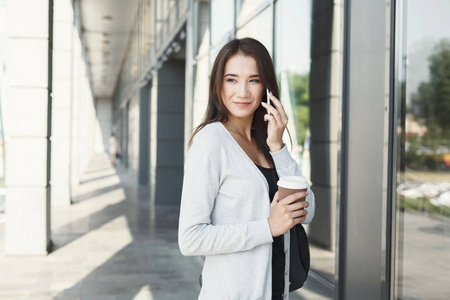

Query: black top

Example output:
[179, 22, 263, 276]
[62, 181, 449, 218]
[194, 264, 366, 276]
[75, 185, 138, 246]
[254, 164, 285, 296]
[255, 164, 311, 297]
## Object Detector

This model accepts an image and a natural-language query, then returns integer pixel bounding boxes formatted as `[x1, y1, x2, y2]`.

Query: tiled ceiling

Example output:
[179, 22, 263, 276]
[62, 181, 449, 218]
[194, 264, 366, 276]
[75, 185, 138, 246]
[81, 0, 139, 99]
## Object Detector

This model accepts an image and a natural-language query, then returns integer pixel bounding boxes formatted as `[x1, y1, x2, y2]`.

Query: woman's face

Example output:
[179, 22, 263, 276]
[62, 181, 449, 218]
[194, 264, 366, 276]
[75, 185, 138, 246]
[221, 54, 264, 121]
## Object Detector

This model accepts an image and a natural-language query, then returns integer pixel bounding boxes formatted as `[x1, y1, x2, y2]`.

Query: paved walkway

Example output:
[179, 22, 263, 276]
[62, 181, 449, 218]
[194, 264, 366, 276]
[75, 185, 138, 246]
[0, 153, 331, 300]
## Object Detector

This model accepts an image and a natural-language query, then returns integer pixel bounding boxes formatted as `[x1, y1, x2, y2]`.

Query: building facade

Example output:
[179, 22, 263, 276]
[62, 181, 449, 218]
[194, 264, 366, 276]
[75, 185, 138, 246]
[111, 0, 450, 299]
[0, 0, 448, 299]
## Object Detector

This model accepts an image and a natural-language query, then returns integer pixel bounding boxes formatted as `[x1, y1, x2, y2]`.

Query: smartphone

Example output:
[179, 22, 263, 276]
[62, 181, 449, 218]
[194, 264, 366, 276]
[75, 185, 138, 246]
[266, 88, 271, 115]
[266, 88, 271, 106]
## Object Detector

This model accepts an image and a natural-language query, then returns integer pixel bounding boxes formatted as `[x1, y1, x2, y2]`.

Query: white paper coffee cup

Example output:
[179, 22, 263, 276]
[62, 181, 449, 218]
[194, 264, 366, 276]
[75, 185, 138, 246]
[277, 176, 309, 202]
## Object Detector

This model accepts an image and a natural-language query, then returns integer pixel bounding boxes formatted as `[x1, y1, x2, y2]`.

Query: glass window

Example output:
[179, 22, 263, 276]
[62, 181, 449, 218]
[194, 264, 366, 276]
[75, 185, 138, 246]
[209, 40, 229, 71]
[394, 1, 450, 299]
[196, 0, 210, 56]
[275, 0, 342, 286]
[156, 0, 164, 36]
[236, 0, 267, 26]
[236, 8, 272, 56]
[276, 0, 315, 268]
[275, 0, 311, 164]
[193, 55, 210, 128]
[210, 0, 234, 45]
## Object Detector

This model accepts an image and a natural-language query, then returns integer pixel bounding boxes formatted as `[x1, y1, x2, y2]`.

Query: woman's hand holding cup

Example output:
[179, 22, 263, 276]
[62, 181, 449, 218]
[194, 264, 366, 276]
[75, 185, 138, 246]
[268, 190, 309, 237]
[268, 176, 310, 237]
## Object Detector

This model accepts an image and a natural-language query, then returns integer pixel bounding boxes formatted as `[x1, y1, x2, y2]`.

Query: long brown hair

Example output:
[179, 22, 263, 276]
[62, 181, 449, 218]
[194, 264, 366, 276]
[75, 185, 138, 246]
[188, 37, 292, 169]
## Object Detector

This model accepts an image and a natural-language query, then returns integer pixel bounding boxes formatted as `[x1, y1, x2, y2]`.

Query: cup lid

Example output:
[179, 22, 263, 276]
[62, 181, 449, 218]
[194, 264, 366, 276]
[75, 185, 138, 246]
[277, 176, 309, 189]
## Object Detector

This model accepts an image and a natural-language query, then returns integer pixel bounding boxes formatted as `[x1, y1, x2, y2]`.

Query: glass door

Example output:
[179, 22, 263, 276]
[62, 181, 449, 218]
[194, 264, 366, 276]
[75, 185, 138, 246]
[393, 1, 450, 299]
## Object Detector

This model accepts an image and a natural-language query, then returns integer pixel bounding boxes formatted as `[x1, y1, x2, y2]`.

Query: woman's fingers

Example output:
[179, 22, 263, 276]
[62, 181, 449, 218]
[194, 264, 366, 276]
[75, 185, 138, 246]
[294, 215, 306, 224]
[279, 191, 308, 205]
[269, 196, 309, 236]
[267, 92, 289, 126]
[264, 113, 275, 122]
[261, 102, 287, 128]
[264, 113, 282, 129]
[291, 208, 308, 219]
[261, 102, 282, 124]
[267, 92, 288, 118]
[291, 200, 309, 211]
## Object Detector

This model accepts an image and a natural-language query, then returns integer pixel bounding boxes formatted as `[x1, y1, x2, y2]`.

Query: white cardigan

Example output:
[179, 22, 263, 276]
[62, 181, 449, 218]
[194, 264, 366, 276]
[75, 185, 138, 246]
[178, 121, 315, 300]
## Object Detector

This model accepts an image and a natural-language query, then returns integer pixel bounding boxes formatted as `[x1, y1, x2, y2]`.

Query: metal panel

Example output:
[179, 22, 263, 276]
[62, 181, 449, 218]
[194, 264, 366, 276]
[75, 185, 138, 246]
[338, 0, 390, 299]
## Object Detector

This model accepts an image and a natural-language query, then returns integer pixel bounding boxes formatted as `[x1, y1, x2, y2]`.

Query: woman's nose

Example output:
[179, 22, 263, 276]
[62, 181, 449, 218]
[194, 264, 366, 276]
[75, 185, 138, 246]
[236, 82, 250, 98]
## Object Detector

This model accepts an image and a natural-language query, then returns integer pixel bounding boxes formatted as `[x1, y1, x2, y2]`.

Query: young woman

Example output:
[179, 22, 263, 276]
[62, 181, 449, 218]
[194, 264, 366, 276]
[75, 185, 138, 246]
[178, 38, 315, 300]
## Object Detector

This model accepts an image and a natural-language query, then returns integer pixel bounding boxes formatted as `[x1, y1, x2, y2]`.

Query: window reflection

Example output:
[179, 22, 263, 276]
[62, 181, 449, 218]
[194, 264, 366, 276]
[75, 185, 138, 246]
[236, 0, 266, 25]
[275, 0, 337, 284]
[236, 8, 272, 56]
[193, 55, 210, 127]
[275, 0, 311, 169]
[396, 1, 450, 299]
[210, 0, 234, 45]
[196, 0, 209, 56]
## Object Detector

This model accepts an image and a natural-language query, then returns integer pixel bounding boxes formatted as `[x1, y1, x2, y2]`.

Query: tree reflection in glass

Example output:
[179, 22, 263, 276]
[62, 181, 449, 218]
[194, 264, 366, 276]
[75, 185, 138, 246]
[396, 4, 450, 297]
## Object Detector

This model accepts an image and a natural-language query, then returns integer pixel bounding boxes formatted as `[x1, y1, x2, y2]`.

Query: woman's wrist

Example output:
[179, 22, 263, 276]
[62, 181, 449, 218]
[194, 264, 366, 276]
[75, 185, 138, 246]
[267, 217, 275, 237]
[268, 142, 284, 152]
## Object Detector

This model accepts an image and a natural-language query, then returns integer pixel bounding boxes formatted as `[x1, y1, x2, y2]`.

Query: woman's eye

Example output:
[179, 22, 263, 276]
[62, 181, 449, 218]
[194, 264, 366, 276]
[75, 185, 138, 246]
[250, 79, 260, 83]
[226, 78, 236, 83]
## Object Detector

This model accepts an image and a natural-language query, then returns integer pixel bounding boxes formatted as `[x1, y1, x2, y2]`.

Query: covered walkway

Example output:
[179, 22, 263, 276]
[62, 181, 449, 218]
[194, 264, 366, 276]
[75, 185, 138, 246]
[0, 153, 200, 299]
[0, 153, 329, 300]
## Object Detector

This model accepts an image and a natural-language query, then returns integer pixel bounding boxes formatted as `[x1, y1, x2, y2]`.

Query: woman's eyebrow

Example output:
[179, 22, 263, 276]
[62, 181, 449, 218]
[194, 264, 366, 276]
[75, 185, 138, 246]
[224, 73, 260, 77]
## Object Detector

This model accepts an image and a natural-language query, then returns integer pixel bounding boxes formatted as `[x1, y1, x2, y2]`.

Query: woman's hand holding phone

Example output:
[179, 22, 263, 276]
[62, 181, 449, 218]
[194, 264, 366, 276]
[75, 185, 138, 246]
[261, 90, 289, 152]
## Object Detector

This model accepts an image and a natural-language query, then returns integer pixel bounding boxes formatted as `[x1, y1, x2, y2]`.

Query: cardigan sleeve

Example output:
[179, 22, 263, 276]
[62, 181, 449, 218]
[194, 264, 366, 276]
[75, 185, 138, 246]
[178, 133, 274, 256]
[270, 144, 315, 224]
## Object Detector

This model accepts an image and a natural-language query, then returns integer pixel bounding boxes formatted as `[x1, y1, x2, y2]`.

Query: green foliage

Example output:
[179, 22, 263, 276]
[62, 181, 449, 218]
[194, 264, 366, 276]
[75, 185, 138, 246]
[286, 72, 310, 107]
[293, 105, 309, 147]
[280, 71, 310, 146]
[411, 39, 450, 140]
[402, 196, 450, 218]
[406, 39, 450, 170]
[405, 135, 428, 168]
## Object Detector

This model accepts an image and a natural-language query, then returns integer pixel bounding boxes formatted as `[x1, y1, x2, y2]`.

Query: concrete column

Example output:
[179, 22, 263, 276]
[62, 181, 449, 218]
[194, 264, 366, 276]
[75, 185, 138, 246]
[309, 0, 343, 251]
[184, 0, 196, 151]
[150, 59, 185, 205]
[51, 0, 73, 206]
[95, 98, 113, 153]
[4, 0, 53, 254]
[70, 13, 96, 188]
[70, 29, 82, 188]
[79, 73, 93, 172]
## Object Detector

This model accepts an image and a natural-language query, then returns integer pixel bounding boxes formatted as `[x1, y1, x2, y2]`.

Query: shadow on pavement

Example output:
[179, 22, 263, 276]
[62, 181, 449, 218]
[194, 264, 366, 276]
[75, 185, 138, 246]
[51, 153, 201, 300]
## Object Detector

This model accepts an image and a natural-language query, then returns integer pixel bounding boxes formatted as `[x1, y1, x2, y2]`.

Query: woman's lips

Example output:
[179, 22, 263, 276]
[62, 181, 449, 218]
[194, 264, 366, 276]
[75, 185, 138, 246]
[234, 102, 251, 107]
